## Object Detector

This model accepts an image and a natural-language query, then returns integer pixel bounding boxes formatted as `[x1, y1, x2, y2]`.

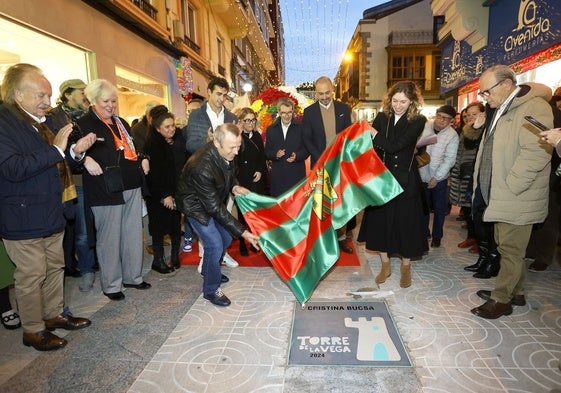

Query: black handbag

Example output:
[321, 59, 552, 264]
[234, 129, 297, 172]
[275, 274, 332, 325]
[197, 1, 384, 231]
[459, 161, 474, 180]
[103, 165, 124, 193]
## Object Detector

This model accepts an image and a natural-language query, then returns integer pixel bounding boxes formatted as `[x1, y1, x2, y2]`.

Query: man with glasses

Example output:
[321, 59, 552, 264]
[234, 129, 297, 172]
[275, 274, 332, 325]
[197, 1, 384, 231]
[302, 76, 355, 253]
[264, 97, 309, 197]
[419, 105, 459, 248]
[469, 64, 553, 319]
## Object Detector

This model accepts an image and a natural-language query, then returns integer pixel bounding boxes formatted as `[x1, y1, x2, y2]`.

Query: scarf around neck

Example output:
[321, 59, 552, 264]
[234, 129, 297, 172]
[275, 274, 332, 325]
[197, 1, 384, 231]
[18, 106, 76, 203]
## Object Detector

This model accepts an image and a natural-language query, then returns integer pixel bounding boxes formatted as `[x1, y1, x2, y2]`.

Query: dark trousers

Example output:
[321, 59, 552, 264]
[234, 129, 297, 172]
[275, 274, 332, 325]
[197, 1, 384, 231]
[423, 179, 448, 239]
[472, 186, 496, 252]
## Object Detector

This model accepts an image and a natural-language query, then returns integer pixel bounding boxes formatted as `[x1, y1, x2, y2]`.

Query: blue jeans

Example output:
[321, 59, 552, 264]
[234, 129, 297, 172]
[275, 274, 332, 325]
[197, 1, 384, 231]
[187, 217, 231, 294]
[75, 186, 97, 274]
[424, 179, 447, 240]
[183, 215, 194, 239]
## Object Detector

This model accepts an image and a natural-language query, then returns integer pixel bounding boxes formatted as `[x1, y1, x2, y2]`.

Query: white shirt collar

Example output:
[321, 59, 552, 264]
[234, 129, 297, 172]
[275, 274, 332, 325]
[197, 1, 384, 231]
[206, 104, 225, 131]
[20, 106, 46, 124]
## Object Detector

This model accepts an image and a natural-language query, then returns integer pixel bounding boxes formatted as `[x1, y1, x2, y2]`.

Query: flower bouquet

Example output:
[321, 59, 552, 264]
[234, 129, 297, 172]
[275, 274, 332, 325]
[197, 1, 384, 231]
[250, 87, 311, 133]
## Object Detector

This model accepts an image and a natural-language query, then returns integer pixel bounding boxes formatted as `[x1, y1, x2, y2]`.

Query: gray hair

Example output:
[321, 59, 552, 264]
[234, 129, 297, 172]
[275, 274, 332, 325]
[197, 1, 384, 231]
[484, 64, 517, 84]
[84, 79, 118, 104]
[276, 97, 294, 110]
[213, 123, 241, 145]
[1, 63, 44, 104]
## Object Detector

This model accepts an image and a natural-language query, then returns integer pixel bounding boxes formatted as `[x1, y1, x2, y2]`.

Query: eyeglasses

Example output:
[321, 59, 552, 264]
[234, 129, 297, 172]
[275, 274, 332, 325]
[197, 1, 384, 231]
[279, 111, 293, 116]
[243, 118, 257, 123]
[435, 114, 453, 121]
[478, 80, 503, 97]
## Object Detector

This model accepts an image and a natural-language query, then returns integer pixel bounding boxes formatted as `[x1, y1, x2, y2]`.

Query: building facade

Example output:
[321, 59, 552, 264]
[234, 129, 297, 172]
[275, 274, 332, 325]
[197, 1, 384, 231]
[432, 0, 561, 110]
[335, 0, 441, 123]
[0, 0, 282, 122]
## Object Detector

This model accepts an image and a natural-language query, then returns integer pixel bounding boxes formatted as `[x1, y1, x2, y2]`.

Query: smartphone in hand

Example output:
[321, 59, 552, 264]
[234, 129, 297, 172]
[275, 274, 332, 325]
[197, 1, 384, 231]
[524, 116, 549, 131]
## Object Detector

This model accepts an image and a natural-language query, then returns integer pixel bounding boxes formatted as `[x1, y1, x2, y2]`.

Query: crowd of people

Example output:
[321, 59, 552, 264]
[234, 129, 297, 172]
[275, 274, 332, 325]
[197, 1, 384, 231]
[1, 61, 560, 352]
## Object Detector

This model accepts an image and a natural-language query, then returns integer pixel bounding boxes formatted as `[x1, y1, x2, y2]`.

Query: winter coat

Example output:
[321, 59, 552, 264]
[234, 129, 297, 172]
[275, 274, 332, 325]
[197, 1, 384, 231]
[76, 107, 145, 207]
[419, 121, 459, 183]
[448, 125, 483, 207]
[302, 100, 352, 167]
[0, 103, 66, 240]
[175, 142, 246, 237]
[264, 120, 309, 197]
[182, 102, 237, 155]
[237, 131, 267, 194]
[473, 82, 554, 225]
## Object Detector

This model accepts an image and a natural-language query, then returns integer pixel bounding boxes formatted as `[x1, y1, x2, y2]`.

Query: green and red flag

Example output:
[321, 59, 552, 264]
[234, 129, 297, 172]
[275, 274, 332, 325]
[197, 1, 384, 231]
[235, 120, 402, 304]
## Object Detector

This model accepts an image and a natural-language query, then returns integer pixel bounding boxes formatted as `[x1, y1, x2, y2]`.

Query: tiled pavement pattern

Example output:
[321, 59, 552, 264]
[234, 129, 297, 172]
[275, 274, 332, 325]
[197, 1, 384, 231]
[1, 207, 560, 392]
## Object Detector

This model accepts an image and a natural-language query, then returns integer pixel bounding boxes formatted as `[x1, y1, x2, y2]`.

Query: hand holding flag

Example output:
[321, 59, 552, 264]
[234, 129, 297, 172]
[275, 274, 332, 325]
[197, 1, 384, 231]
[236, 121, 403, 304]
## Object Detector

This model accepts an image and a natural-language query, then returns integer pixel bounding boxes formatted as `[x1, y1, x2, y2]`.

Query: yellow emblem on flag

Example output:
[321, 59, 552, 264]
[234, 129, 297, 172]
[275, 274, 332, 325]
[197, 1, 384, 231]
[311, 167, 338, 220]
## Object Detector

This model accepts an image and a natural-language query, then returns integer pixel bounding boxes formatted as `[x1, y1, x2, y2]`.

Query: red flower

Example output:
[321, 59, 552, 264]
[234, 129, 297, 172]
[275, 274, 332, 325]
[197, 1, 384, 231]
[256, 88, 298, 106]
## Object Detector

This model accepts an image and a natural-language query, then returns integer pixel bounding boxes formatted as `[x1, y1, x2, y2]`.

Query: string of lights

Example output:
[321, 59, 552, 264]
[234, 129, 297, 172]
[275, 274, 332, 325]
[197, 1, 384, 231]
[280, 0, 365, 86]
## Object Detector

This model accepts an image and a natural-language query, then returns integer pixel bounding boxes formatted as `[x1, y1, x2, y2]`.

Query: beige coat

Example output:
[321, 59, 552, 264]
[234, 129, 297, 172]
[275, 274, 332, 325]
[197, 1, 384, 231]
[472, 82, 554, 225]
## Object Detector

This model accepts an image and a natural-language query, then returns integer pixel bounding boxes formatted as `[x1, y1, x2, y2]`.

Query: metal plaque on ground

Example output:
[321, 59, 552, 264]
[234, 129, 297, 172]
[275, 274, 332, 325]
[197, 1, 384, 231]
[288, 301, 411, 367]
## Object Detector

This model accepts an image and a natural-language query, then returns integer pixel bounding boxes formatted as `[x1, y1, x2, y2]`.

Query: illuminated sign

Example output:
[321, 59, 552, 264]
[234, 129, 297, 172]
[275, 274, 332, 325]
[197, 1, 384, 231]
[440, 0, 561, 93]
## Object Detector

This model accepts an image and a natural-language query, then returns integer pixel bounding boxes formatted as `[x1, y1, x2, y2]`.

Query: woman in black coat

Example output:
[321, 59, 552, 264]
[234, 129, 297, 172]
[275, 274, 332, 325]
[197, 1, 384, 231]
[143, 106, 186, 273]
[235, 107, 267, 255]
[358, 81, 428, 289]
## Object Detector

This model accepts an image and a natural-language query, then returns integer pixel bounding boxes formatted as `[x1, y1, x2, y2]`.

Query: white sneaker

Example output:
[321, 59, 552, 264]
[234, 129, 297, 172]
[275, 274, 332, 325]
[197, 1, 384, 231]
[197, 257, 203, 274]
[182, 237, 193, 252]
[221, 252, 239, 267]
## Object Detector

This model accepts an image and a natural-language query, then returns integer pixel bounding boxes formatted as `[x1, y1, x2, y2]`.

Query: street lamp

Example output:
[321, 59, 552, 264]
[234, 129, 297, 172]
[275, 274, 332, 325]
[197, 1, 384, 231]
[242, 82, 253, 93]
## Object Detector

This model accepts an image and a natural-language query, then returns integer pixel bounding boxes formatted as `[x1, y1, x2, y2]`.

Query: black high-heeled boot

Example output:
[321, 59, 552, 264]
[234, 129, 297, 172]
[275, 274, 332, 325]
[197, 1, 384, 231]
[152, 256, 174, 274]
[473, 251, 500, 279]
[464, 241, 489, 272]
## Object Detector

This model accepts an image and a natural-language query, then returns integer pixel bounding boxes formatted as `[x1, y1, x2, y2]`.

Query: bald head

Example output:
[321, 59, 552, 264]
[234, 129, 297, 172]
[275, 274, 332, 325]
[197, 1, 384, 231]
[314, 76, 334, 106]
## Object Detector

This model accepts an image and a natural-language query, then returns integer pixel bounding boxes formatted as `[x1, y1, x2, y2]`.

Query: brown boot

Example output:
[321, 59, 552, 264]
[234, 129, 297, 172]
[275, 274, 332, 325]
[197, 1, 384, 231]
[400, 264, 411, 288]
[375, 260, 391, 284]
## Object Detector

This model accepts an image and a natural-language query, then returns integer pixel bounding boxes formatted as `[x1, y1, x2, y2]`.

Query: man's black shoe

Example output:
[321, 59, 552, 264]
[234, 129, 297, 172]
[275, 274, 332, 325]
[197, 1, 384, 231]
[104, 291, 125, 301]
[203, 289, 231, 307]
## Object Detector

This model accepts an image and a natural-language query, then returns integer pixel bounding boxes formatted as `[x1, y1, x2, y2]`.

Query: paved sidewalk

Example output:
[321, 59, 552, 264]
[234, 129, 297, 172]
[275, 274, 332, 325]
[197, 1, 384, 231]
[1, 208, 561, 392]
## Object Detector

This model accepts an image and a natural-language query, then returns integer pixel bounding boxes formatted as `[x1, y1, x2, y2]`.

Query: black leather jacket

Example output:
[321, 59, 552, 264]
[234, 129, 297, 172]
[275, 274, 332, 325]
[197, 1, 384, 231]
[176, 142, 246, 237]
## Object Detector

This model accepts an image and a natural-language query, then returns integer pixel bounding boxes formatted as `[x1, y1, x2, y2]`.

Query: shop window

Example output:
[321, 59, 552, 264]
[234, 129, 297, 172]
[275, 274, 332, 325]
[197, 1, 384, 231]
[0, 17, 90, 105]
[115, 66, 166, 126]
